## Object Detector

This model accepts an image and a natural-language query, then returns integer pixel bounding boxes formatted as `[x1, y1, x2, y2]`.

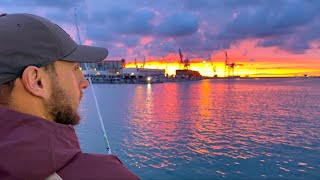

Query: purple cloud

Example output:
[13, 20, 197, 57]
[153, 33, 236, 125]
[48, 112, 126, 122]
[0, 0, 320, 59]
[155, 12, 199, 37]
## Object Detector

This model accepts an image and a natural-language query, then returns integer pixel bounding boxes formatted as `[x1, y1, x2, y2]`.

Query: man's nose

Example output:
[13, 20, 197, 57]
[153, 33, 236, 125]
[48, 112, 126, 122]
[80, 75, 89, 89]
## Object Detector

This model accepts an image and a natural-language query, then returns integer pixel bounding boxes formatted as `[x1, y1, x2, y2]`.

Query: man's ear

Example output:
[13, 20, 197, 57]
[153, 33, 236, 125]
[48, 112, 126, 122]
[20, 66, 50, 99]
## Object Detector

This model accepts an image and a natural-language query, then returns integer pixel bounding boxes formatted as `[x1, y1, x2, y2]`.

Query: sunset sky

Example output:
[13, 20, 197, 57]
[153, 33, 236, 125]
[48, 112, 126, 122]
[1, 0, 319, 77]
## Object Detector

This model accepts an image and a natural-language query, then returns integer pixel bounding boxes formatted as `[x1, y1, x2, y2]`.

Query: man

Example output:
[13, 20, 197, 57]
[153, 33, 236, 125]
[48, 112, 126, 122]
[0, 13, 139, 179]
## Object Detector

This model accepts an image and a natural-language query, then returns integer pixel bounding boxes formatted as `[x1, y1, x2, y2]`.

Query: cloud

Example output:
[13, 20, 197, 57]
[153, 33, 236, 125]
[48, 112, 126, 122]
[113, 8, 156, 35]
[1, 0, 320, 59]
[257, 34, 315, 54]
[183, 0, 212, 10]
[0, 0, 82, 9]
[217, 0, 320, 54]
[221, 4, 305, 39]
[86, 26, 114, 42]
[31, 0, 83, 8]
[155, 12, 199, 37]
[256, 16, 320, 54]
[257, 39, 283, 47]
[105, 46, 128, 59]
[122, 36, 140, 48]
[90, 5, 132, 24]
[221, 0, 264, 8]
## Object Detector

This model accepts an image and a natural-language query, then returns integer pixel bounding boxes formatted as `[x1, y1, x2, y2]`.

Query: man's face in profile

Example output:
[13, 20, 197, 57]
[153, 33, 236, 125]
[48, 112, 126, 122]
[44, 61, 89, 125]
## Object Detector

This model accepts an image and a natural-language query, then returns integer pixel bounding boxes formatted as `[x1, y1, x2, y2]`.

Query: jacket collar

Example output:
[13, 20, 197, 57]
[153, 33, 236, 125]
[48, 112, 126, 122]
[0, 106, 80, 179]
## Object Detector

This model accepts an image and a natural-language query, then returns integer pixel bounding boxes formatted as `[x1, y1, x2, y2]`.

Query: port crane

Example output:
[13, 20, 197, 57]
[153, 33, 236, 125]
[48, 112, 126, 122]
[209, 54, 217, 77]
[178, 48, 190, 70]
[134, 58, 138, 68]
[224, 52, 243, 77]
[140, 57, 146, 68]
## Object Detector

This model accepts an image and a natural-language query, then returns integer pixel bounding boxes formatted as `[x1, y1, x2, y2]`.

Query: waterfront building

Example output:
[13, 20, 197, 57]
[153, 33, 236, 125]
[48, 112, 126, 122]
[175, 70, 202, 79]
[122, 68, 165, 78]
[81, 59, 126, 76]
[122, 68, 165, 84]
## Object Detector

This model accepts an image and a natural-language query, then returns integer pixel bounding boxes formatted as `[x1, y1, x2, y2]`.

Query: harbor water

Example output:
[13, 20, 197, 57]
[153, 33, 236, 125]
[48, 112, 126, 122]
[76, 78, 320, 179]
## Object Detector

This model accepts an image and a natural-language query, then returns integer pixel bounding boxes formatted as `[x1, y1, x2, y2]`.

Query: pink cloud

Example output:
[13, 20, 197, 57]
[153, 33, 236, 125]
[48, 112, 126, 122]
[84, 39, 93, 46]
[140, 36, 153, 45]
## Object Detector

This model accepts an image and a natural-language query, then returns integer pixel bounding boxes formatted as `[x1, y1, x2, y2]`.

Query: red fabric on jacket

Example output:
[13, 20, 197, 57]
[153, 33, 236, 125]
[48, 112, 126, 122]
[0, 106, 139, 180]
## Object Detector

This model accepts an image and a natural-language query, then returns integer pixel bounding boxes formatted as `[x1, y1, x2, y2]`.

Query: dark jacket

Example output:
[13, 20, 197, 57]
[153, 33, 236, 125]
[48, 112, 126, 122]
[0, 106, 140, 180]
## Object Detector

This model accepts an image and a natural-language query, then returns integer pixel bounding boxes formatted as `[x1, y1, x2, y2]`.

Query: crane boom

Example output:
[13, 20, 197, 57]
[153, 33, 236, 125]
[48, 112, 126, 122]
[135, 58, 138, 68]
[224, 52, 228, 77]
[209, 54, 217, 77]
[179, 48, 184, 63]
[143, 57, 145, 68]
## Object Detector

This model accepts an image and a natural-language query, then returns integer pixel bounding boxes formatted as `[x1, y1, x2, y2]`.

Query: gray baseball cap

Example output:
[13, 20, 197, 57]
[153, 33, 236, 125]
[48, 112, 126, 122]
[0, 13, 108, 84]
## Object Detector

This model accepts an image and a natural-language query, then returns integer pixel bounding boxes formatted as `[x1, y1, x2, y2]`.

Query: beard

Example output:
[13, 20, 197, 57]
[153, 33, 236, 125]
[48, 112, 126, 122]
[45, 81, 81, 125]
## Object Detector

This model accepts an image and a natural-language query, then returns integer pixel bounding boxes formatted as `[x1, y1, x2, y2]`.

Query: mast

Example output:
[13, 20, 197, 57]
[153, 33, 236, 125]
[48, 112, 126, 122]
[74, 7, 112, 154]
[224, 52, 228, 77]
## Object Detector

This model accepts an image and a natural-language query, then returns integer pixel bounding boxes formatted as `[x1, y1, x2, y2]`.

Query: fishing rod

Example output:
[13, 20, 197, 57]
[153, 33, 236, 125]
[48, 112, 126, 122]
[74, 7, 112, 155]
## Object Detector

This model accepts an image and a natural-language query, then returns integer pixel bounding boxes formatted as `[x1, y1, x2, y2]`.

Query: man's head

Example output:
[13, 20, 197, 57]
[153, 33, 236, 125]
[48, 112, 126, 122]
[0, 13, 108, 125]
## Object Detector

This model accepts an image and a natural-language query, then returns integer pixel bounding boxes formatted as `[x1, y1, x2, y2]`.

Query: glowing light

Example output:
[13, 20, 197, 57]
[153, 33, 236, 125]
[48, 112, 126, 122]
[125, 59, 320, 77]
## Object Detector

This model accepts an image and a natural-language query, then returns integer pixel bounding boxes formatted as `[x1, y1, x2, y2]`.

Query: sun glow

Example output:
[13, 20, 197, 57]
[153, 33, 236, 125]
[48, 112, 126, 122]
[125, 59, 320, 77]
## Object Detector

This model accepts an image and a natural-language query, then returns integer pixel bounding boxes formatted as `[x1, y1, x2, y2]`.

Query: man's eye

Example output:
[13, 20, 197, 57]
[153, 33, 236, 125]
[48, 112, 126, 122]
[75, 65, 82, 71]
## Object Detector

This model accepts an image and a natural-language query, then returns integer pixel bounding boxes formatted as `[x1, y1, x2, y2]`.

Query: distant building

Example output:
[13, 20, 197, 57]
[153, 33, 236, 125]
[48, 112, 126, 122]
[81, 59, 126, 76]
[122, 68, 165, 78]
[175, 70, 201, 79]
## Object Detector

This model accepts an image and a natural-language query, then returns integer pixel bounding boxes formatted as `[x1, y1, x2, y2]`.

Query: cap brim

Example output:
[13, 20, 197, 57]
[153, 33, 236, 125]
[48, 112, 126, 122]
[61, 45, 108, 63]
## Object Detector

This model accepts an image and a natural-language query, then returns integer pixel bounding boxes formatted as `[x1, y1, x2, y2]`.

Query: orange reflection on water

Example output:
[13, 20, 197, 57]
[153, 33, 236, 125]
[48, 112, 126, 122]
[130, 83, 181, 144]
[126, 79, 320, 172]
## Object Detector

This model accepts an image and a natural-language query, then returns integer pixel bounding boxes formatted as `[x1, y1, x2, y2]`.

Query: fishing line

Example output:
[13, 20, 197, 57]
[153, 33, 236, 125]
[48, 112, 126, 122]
[74, 7, 112, 154]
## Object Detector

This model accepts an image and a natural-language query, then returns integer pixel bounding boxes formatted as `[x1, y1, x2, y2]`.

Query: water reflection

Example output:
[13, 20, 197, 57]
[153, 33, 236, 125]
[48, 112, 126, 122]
[79, 78, 320, 179]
